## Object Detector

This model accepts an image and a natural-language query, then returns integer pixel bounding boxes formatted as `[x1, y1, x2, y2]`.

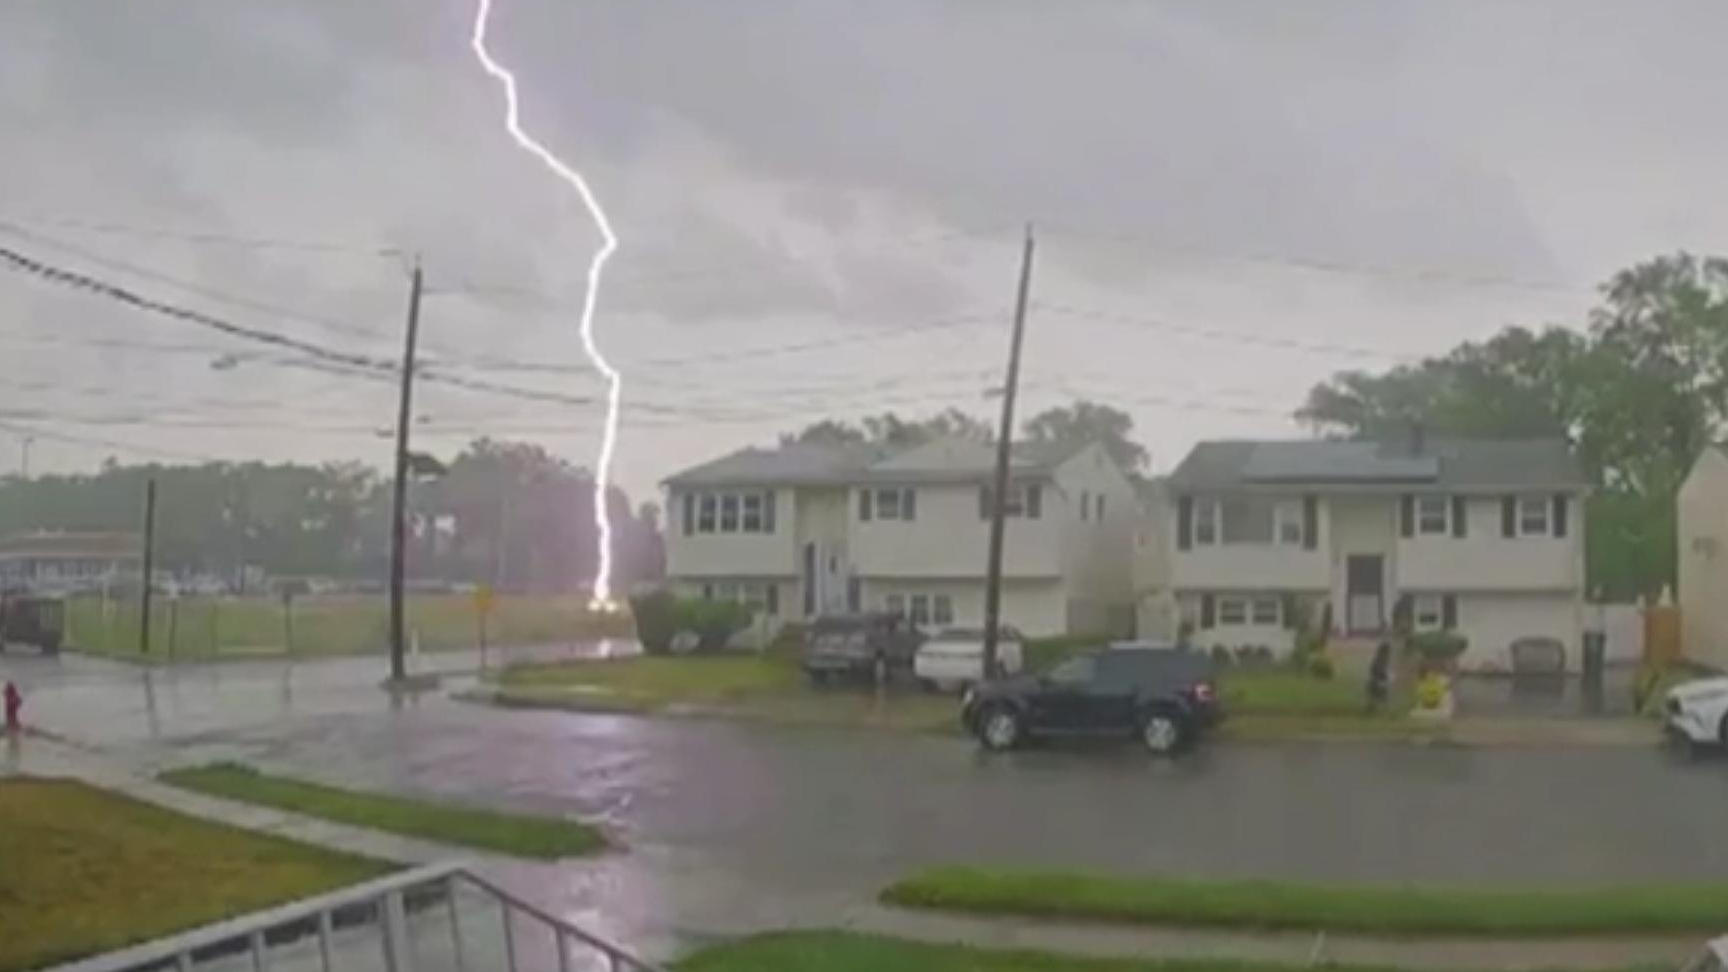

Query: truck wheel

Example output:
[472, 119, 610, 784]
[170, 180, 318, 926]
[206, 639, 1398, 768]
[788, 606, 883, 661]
[1141, 709, 1187, 755]
[978, 706, 1022, 751]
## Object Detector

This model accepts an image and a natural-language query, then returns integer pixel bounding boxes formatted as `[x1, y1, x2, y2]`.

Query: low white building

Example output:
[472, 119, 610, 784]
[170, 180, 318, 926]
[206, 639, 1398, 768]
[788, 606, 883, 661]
[1678, 445, 1728, 671]
[662, 438, 1138, 637]
[1165, 436, 1589, 671]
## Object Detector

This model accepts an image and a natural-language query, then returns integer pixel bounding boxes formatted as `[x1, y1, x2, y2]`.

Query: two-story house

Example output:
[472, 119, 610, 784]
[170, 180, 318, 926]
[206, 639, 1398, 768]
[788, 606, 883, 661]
[662, 437, 1138, 637]
[1166, 437, 1589, 670]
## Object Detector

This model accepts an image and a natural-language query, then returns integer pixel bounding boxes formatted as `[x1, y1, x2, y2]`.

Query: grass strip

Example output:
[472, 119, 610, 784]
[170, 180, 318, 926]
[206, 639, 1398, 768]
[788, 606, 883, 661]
[881, 867, 1728, 936]
[159, 762, 603, 859]
[0, 777, 388, 972]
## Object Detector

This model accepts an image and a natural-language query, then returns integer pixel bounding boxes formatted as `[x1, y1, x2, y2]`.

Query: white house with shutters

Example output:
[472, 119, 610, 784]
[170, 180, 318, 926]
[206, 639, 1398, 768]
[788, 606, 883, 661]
[661, 437, 1139, 637]
[1164, 436, 1589, 671]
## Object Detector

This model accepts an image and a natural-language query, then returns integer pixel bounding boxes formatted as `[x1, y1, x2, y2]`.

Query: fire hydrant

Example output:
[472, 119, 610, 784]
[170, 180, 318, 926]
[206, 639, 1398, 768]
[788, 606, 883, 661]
[3, 681, 21, 734]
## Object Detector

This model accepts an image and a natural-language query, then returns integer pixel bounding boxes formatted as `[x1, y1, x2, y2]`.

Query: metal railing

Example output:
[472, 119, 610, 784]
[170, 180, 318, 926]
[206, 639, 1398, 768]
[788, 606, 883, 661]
[47, 862, 667, 972]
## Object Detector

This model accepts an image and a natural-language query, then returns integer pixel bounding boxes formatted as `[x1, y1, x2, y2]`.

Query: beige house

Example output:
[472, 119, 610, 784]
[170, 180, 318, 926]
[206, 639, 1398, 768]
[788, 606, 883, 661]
[1165, 437, 1589, 670]
[1678, 445, 1728, 670]
[663, 438, 1138, 637]
[1131, 478, 1177, 640]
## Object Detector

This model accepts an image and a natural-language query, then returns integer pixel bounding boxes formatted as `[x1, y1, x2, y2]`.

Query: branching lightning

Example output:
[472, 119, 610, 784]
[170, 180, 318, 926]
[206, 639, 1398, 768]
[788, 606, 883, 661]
[470, 0, 624, 608]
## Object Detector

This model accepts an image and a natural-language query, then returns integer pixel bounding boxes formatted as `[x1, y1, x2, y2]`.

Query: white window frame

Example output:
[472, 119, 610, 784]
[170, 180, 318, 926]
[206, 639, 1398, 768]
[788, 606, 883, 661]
[698, 494, 717, 533]
[741, 493, 764, 532]
[909, 593, 931, 626]
[933, 594, 954, 626]
[1413, 593, 1444, 632]
[885, 594, 905, 617]
[716, 580, 738, 602]
[1274, 501, 1304, 546]
[1193, 498, 1220, 546]
[1250, 595, 1280, 626]
[1517, 495, 1550, 537]
[1416, 494, 1449, 536]
[1217, 595, 1249, 626]
[719, 494, 740, 532]
[875, 488, 903, 520]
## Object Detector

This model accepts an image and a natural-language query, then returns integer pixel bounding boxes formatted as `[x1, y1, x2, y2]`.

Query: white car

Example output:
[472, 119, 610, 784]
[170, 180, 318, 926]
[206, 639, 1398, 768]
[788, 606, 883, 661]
[1664, 676, 1728, 748]
[915, 627, 1024, 692]
[1680, 936, 1728, 972]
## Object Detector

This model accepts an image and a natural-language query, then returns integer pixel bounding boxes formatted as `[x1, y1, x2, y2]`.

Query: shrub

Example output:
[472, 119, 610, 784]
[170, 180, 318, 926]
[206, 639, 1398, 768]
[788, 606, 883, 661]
[1252, 646, 1274, 666]
[1233, 645, 1256, 667]
[1409, 631, 1467, 667]
[1209, 644, 1233, 668]
[1306, 655, 1335, 680]
[630, 589, 680, 655]
[629, 592, 754, 655]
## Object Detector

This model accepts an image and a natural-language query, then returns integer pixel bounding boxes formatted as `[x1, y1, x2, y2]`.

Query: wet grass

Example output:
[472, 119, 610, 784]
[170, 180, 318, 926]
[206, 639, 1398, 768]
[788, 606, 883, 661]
[677, 931, 1438, 972]
[158, 762, 604, 859]
[1217, 670, 1376, 717]
[0, 777, 387, 972]
[882, 867, 1728, 935]
[498, 653, 799, 707]
[67, 592, 631, 660]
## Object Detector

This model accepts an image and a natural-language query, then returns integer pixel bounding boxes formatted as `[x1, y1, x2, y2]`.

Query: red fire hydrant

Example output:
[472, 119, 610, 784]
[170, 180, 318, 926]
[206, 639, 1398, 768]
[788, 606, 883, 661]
[3, 681, 21, 734]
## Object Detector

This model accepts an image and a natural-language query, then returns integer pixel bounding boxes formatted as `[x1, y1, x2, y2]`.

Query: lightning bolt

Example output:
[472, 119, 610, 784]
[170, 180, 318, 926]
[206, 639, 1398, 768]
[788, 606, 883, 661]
[471, 0, 623, 609]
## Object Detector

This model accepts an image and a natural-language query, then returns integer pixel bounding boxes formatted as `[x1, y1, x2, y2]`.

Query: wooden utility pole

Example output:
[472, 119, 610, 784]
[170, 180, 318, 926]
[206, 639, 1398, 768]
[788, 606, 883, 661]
[388, 261, 424, 684]
[982, 225, 1035, 680]
[138, 478, 157, 656]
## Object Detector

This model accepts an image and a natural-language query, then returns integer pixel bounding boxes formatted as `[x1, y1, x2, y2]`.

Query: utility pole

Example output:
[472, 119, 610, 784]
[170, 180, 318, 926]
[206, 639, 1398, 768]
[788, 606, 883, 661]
[138, 478, 157, 656]
[388, 260, 424, 684]
[982, 225, 1035, 680]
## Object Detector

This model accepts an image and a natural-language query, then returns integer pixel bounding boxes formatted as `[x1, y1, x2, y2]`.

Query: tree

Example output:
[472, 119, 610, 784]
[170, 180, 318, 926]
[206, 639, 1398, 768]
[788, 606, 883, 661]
[1295, 252, 1728, 600]
[781, 408, 992, 449]
[1021, 400, 1149, 471]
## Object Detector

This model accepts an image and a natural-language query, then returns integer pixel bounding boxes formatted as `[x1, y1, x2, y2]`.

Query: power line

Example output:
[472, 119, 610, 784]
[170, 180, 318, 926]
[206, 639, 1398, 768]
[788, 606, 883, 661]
[0, 417, 223, 463]
[0, 213, 402, 258]
[1033, 299, 1418, 362]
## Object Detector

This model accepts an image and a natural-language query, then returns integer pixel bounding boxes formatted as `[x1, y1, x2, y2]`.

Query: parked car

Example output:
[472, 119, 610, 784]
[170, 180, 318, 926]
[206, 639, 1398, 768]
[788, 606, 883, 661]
[803, 612, 923, 686]
[1664, 675, 1728, 749]
[0, 592, 64, 654]
[1678, 935, 1728, 972]
[915, 626, 1024, 692]
[961, 644, 1221, 754]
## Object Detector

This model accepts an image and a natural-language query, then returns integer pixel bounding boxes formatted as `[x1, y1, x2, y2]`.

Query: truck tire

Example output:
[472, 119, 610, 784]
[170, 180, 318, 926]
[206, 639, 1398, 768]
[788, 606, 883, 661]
[1140, 708, 1188, 755]
[977, 706, 1022, 751]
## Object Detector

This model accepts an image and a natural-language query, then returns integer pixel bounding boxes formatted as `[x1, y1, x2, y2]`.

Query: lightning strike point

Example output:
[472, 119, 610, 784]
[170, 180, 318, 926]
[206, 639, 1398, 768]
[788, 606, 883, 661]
[471, 0, 624, 605]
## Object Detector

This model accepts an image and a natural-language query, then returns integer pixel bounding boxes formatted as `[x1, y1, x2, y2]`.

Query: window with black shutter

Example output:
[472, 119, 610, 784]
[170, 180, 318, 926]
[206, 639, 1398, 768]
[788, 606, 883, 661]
[1177, 496, 1193, 550]
[1452, 496, 1467, 538]
[1400, 495, 1415, 538]
[1553, 494, 1567, 538]
[1199, 593, 1215, 629]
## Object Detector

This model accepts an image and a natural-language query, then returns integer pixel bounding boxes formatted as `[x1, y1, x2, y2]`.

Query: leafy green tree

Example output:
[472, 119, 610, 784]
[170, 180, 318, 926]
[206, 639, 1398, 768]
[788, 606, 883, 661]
[1021, 400, 1149, 471]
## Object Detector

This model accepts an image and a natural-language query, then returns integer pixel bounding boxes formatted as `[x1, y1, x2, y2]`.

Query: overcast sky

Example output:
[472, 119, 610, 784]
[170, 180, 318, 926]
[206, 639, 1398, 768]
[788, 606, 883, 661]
[3, 0, 1725, 503]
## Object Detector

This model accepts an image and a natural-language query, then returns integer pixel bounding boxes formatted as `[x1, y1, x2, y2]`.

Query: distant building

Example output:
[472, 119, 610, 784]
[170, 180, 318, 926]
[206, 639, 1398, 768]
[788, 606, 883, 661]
[1678, 446, 1728, 671]
[0, 531, 142, 593]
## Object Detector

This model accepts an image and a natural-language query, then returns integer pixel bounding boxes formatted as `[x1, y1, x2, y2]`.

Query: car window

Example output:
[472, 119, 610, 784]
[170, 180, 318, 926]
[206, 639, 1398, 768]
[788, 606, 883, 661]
[1045, 654, 1097, 686]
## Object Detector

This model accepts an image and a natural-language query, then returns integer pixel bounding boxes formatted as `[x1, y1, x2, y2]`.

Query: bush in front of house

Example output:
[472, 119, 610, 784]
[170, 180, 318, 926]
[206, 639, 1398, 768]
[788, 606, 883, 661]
[631, 591, 755, 655]
[1409, 631, 1468, 668]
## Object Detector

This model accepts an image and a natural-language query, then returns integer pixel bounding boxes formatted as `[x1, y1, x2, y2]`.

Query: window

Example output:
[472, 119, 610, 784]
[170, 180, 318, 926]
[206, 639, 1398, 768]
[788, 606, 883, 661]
[1194, 498, 1219, 545]
[909, 594, 931, 626]
[866, 487, 916, 521]
[1250, 595, 1280, 626]
[1096, 495, 1106, 520]
[716, 581, 738, 601]
[1220, 497, 1274, 543]
[1518, 495, 1550, 536]
[1274, 501, 1304, 546]
[1416, 495, 1449, 535]
[979, 483, 1043, 520]
[1413, 594, 1444, 632]
[690, 491, 775, 534]
[886, 594, 905, 617]
[1080, 491, 1091, 521]
[1217, 595, 1249, 625]
[933, 594, 954, 626]
[1046, 654, 1096, 686]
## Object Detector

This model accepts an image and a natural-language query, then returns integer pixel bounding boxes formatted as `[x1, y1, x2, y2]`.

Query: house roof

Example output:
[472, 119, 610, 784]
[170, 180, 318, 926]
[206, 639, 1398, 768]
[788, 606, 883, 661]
[663, 438, 1093, 488]
[1168, 438, 1587, 491]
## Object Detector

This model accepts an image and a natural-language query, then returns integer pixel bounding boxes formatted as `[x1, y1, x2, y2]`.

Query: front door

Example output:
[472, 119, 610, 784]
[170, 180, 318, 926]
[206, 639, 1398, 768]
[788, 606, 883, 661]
[1346, 554, 1384, 633]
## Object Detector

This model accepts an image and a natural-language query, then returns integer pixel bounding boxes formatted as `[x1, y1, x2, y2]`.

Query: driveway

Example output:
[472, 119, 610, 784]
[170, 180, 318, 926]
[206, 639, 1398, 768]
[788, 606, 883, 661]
[6, 650, 1728, 959]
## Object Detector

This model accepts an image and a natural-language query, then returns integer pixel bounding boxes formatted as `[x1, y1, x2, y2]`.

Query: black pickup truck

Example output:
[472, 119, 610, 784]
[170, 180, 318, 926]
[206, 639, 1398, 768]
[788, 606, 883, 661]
[961, 645, 1221, 754]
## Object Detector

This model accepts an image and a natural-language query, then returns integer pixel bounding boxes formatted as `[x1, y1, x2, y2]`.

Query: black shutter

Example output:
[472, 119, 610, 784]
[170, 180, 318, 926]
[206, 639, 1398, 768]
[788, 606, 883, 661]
[1442, 594, 1458, 630]
[1177, 496, 1193, 550]
[859, 489, 872, 522]
[1282, 593, 1298, 630]
[1400, 495, 1414, 537]
[1303, 496, 1318, 550]
[1501, 496, 1516, 537]
[766, 584, 780, 616]
[1552, 494, 1567, 538]
[1452, 496, 1467, 538]
[682, 492, 694, 536]
[903, 488, 917, 522]
[764, 491, 776, 533]
[1027, 485, 1043, 519]
[1200, 593, 1215, 629]
[1392, 594, 1413, 634]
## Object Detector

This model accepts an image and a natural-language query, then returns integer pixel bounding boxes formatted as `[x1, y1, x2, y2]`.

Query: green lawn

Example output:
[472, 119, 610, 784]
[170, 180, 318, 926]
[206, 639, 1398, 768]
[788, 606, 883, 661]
[1217, 670, 1370, 716]
[158, 762, 604, 858]
[66, 592, 632, 660]
[676, 931, 1442, 972]
[882, 867, 1728, 936]
[0, 777, 388, 972]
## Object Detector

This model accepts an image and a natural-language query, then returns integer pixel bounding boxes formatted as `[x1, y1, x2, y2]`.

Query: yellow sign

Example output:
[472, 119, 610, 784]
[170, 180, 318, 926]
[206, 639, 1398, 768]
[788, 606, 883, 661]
[473, 584, 495, 616]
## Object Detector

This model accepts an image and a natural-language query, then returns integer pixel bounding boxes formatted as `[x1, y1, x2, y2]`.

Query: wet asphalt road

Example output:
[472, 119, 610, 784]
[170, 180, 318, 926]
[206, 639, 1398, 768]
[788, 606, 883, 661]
[6, 650, 1728, 954]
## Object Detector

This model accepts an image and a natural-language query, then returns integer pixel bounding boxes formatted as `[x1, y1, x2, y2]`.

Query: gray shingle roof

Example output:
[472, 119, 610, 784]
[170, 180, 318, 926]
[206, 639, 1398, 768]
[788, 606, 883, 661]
[663, 438, 1095, 487]
[1168, 438, 1587, 491]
